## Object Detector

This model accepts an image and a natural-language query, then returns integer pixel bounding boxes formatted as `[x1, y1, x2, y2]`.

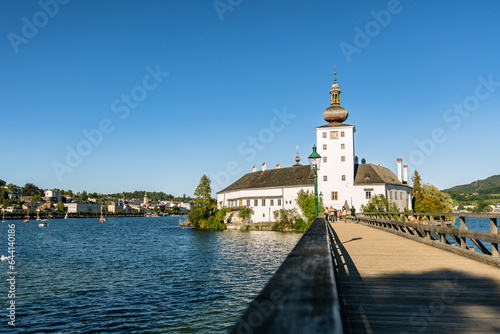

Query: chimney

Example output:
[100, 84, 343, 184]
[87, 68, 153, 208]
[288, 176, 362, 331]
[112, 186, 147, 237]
[397, 158, 403, 183]
[252, 165, 257, 172]
[276, 164, 281, 169]
[403, 165, 409, 184]
[262, 162, 266, 171]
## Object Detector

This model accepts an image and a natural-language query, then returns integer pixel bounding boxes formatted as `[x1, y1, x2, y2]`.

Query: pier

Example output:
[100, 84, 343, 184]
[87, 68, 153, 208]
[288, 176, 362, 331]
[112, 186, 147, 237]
[230, 213, 500, 333]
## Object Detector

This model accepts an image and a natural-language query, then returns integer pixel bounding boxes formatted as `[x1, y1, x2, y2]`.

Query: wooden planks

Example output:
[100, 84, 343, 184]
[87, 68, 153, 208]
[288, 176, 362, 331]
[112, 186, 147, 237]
[329, 222, 500, 333]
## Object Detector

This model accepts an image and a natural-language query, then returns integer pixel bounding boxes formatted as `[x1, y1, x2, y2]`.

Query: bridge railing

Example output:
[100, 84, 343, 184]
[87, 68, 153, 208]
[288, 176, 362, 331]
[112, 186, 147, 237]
[358, 212, 500, 267]
[228, 217, 343, 334]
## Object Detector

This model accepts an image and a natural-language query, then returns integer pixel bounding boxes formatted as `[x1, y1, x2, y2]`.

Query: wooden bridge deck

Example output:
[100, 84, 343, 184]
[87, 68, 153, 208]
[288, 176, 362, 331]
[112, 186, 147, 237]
[329, 221, 500, 333]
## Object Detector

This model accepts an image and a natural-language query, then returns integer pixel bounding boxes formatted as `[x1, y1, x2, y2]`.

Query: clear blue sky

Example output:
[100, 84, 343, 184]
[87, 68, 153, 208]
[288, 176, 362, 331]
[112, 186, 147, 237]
[1, 0, 499, 196]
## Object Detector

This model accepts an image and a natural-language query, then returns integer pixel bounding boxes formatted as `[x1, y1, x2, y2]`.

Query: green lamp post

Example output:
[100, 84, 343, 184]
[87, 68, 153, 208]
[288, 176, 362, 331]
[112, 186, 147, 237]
[308, 145, 322, 217]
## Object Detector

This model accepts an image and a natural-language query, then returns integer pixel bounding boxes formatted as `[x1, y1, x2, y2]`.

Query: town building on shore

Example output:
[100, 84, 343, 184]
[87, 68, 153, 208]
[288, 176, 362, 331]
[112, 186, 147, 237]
[217, 72, 412, 223]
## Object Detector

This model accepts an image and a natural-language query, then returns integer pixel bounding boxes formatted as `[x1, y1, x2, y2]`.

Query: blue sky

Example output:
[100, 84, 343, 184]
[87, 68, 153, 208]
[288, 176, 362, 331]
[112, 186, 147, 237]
[1, 0, 499, 196]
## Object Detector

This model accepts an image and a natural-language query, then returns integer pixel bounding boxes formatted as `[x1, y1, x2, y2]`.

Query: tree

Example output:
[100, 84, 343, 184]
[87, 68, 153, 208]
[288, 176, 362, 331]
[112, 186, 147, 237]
[412, 170, 423, 211]
[80, 191, 88, 201]
[361, 194, 396, 213]
[56, 202, 65, 213]
[22, 183, 42, 197]
[417, 184, 454, 213]
[238, 206, 254, 223]
[188, 207, 204, 228]
[170, 205, 180, 215]
[194, 175, 212, 208]
[296, 189, 316, 223]
[0, 179, 6, 186]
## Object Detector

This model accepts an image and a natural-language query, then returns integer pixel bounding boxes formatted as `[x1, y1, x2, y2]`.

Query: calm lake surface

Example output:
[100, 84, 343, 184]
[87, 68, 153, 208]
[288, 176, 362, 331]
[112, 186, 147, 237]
[0, 217, 302, 333]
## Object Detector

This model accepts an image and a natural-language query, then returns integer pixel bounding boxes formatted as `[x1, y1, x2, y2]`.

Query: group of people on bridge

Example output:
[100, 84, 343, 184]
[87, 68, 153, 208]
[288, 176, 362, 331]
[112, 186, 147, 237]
[324, 206, 356, 223]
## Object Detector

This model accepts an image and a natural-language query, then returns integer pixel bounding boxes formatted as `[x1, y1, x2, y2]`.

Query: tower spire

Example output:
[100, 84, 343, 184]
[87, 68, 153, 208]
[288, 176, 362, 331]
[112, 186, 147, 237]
[323, 67, 348, 123]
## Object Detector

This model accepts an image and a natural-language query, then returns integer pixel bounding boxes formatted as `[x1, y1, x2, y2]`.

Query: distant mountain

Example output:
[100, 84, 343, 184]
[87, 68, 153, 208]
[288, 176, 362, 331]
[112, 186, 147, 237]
[444, 175, 500, 194]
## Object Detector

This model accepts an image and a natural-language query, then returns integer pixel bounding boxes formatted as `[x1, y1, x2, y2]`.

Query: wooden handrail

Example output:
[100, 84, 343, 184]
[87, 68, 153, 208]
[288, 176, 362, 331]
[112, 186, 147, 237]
[357, 211, 500, 267]
[228, 217, 343, 334]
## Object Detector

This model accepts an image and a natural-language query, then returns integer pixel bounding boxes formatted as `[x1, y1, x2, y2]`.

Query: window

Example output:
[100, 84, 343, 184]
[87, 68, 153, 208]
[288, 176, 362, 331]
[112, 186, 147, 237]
[341, 143, 345, 149]
[331, 191, 338, 200]
[262, 199, 266, 206]
[270, 199, 274, 206]
[366, 191, 372, 199]
[322, 132, 327, 138]
[341, 131, 345, 137]
[330, 131, 339, 139]
[323, 175, 328, 181]
[323, 144, 327, 150]
[254, 199, 258, 206]
[278, 199, 282, 206]
[341, 175, 346, 181]
[246, 200, 250, 206]
[400, 192, 403, 200]
[341, 156, 345, 162]
[323, 157, 327, 163]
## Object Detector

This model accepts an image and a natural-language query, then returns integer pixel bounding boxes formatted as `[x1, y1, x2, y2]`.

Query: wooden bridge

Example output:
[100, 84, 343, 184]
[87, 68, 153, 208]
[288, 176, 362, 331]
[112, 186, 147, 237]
[230, 213, 500, 334]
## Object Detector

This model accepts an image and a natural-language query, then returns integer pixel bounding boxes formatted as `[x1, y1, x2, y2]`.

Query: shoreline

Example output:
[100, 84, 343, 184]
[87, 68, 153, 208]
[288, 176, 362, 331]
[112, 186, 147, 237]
[3, 213, 187, 220]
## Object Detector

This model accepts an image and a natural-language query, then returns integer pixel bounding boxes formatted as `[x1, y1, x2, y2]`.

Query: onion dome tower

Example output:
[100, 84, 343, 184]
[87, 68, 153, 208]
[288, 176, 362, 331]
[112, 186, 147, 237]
[323, 68, 348, 123]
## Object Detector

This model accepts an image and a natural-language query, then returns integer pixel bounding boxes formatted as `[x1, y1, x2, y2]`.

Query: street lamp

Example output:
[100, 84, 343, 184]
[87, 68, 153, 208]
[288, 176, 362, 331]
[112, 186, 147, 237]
[308, 145, 321, 217]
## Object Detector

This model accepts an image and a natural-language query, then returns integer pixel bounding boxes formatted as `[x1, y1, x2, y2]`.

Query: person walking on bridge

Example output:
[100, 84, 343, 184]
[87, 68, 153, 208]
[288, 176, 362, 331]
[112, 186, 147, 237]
[324, 206, 329, 222]
[350, 206, 356, 222]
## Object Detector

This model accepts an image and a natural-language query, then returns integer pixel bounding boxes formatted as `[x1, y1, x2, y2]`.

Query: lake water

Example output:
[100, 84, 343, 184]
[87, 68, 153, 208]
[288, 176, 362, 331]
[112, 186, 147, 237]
[0, 217, 302, 333]
[452, 216, 498, 252]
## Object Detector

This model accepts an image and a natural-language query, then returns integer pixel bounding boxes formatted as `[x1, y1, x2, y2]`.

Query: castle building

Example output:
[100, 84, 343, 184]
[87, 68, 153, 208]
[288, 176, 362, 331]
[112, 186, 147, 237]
[217, 73, 412, 223]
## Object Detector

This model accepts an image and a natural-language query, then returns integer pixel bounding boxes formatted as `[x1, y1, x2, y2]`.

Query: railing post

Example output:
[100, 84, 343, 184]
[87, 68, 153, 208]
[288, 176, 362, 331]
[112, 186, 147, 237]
[460, 216, 467, 249]
[491, 217, 498, 258]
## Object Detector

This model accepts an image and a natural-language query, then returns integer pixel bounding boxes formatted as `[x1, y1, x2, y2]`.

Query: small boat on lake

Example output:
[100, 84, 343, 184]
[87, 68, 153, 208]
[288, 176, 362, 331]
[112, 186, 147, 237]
[99, 206, 107, 223]
[23, 208, 30, 224]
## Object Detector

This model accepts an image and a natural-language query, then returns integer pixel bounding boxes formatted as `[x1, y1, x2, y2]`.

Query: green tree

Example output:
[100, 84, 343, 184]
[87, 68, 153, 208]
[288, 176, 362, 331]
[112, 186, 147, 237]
[22, 183, 42, 197]
[238, 206, 254, 223]
[296, 189, 316, 223]
[194, 175, 212, 208]
[0, 179, 6, 186]
[80, 191, 88, 201]
[412, 170, 423, 211]
[361, 194, 394, 213]
[56, 202, 65, 213]
[418, 183, 454, 213]
[188, 207, 205, 228]
[170, 205, 180, 215]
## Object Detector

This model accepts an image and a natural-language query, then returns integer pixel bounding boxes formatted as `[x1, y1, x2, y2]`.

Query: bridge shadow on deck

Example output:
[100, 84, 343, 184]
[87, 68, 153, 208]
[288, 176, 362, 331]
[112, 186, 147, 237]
[328, 223, 500, 334]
